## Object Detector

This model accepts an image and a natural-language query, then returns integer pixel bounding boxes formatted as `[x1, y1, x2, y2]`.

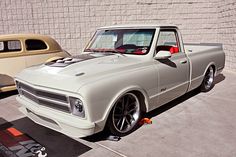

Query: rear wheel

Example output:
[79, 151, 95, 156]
[107, 93, 142, 136]
[200, 66, 215, 92]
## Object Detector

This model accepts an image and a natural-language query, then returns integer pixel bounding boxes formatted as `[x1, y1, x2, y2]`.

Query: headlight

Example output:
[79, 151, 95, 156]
[69, 97, 85, 118]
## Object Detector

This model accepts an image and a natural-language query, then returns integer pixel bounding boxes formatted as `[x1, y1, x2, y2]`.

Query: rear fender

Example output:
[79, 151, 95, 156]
[204, 62, 216, 77]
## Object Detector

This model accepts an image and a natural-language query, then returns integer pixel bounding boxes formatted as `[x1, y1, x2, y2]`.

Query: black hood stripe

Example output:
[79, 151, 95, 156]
[45, 53, 114, 67]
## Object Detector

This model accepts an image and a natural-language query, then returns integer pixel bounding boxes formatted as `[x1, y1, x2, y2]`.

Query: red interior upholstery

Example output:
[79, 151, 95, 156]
[156, 45, 179, 54]
[133, 50, 144, 54]
[169, 46, 179, 54]
[116, 48, 126, 53]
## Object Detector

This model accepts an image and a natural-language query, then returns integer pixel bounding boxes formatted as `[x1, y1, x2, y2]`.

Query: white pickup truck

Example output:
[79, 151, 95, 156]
[15, 24, 225, 137]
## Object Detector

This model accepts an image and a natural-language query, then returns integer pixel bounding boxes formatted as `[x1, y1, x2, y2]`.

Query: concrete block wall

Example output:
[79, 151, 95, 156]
[218, 0, 236, 70]
[0, 0, 235, 71]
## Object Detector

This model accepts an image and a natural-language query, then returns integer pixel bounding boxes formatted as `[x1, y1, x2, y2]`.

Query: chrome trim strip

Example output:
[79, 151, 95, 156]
[20, 88, 69, 107]
[17, 81, 68, 103]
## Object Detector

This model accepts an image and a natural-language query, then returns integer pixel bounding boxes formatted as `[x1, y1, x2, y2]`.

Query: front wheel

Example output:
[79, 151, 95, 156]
[200, 66, 215, 92]
[107, 93, 142, 137]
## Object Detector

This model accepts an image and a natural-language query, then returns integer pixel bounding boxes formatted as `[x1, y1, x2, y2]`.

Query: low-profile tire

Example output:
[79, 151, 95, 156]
[200, 66, 215, 92]
[107, 93, 142, 137]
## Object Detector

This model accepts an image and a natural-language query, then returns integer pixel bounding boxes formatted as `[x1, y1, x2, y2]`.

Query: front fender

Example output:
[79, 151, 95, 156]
[77, 65, 157, 131]
[79, 84, 150, 132]
[103, 85, 149, 121]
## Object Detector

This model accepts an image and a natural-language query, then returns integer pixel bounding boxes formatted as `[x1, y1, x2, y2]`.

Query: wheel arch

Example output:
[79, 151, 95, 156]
[199, 62, 216, 92]
[103, 86, 149, 125]
[202, 62, 216, 79]
[198, 62, 216, 87]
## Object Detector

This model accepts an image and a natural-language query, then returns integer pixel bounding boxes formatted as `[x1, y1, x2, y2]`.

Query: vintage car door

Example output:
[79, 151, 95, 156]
[24, 39, 53, 67]
[0, 40, 26, 91]
[154, 29, 190, 108]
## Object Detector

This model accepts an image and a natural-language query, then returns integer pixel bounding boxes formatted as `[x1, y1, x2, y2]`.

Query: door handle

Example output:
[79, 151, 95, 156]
[180, 60, 187, 64]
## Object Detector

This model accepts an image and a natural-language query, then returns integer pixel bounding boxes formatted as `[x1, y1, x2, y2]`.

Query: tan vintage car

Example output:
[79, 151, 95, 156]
[0, 34, 70, 92]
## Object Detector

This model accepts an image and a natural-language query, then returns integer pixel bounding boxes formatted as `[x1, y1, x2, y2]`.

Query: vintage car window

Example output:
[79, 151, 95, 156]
[0, 42, 3, 51]
[8, 40, 22, 51]
[85, 29, 156, 55]
[25, 39, 47, 51]
[0, 40, 22, 53]
[156, 30, 180, 54]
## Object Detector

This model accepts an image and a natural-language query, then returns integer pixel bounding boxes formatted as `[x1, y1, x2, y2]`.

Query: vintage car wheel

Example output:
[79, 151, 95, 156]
[200, 66, 215, 92]
[107, 93, 142, 136]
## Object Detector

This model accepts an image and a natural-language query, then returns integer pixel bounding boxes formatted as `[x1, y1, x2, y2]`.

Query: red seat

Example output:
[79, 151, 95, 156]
[156, 45, 179, 54]
[170, 46, 179, 54]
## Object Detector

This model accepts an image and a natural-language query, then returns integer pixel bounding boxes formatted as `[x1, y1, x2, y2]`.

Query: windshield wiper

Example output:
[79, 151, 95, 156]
[84, 48, 125, 56]
[102, 49, 126, 57]
[84, 48, 100, 52]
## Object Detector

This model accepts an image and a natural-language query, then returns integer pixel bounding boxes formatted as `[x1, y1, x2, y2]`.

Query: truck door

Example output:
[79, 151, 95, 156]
[154, 29, 190, 107]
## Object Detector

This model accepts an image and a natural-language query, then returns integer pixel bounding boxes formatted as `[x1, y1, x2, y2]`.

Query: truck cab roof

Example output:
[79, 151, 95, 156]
[98, 24, 178, 29]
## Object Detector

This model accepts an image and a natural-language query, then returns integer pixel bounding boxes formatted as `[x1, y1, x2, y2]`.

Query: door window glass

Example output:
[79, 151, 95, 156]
[157, 30, 180, 54]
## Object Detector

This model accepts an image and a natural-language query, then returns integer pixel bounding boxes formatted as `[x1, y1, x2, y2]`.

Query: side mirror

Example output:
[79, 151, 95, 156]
[154, 50, 172, 60]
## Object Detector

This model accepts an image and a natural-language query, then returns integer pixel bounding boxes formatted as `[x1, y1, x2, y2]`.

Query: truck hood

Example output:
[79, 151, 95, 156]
[16, 53, 144, 92]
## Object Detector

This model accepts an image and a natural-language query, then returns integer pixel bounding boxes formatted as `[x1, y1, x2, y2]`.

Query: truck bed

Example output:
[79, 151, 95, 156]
[184, 43, 225, 91]
[184, 43, 223, 54]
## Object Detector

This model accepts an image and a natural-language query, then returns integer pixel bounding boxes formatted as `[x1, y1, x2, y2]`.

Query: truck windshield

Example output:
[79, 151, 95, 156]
[85, 29, 156, 55]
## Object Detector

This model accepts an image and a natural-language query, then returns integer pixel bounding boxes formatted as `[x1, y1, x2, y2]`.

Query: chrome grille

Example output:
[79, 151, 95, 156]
[16, 81, 70, 113]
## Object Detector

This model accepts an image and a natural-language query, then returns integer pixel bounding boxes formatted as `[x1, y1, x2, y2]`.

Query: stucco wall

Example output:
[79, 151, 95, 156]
[0, 0, 235, 71]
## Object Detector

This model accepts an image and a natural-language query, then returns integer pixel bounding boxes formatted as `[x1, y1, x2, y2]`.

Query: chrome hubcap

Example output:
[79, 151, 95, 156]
[112, 93, 140, 133]
[204, 67, 214, 90]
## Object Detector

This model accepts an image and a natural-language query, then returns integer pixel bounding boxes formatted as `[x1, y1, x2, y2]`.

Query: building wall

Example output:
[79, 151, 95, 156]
[0, 0, 235, 71]
[218, 0, 236, 70]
